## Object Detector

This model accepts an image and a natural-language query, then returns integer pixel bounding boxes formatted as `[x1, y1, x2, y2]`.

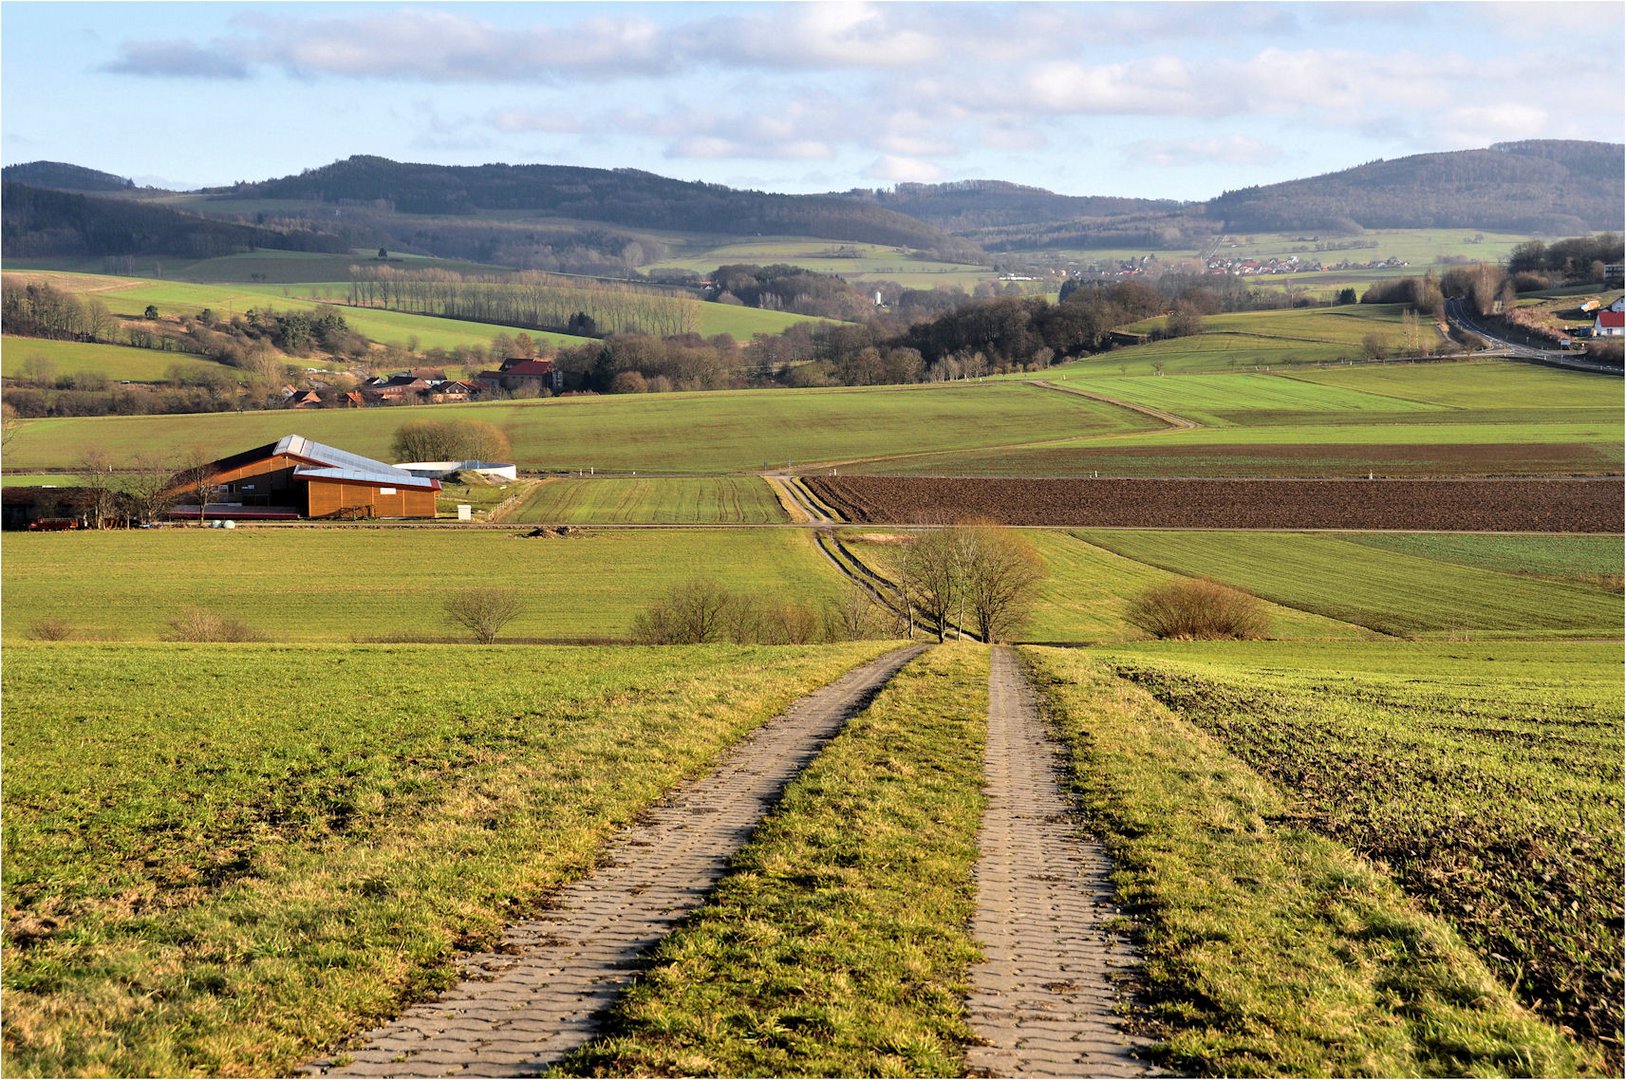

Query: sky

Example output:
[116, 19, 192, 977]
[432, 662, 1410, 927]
[3, 1, 1622, 200]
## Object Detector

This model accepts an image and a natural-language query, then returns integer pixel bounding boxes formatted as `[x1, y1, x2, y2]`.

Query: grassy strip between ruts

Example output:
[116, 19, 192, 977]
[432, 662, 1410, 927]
[1018, 646, 1595, 1077]
[0, 641, 895, 1077]
[561, 643, 990, 1077]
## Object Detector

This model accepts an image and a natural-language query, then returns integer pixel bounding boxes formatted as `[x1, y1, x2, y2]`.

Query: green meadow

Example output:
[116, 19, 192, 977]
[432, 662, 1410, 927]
[1, 335, 231, 383]
[0, 641, 894, 1077]
[1080, 530, 1623, 638]
[0, 528, 848, 643]
[2, 380, 1154, 473]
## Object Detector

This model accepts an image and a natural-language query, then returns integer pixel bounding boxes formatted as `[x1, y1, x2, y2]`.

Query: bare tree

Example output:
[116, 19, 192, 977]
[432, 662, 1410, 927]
[122, 453, 184, 525]
[960, 523, 1045, 643]
[444, 587, 525, 645]
[827, 580, 880, 641]
[1, 401, 23, 449]
[903, 528, 968, 643]
[77, 448, 120, 529]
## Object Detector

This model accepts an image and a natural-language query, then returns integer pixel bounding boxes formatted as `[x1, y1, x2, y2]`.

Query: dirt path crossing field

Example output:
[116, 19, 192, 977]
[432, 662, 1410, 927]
[309, 645, 925, 1079]
[965, 648, 1154, 1078]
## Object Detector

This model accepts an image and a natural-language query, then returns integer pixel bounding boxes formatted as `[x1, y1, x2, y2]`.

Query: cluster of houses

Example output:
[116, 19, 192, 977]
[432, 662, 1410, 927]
[283, 357, 564, 410]
[1204, 254, 1326, 276]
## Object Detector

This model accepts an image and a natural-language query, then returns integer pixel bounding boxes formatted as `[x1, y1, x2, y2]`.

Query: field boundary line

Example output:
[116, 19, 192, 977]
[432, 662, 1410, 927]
[1027, 379, 1201, 432]
[308, 644, 926, 1079]
[965, 647, 1154, 1077]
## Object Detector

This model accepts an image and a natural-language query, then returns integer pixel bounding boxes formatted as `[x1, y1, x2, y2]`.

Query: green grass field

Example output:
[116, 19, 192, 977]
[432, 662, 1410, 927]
[2, 380, 1156, 474]
[1, 336, 231, 383]
[649, 237, 995, 292]
[837, 529, 1373, 643]
[0, 528, 847, 643]
[4, 271, 591, 352]
[566, 644, 989, 1076]
[508, 477, 787, 525]
[1023, 643, 1600, 1075]
[1341, 532, 1624, 590]
[0, 640, 894, 1077]
[1080, 530, 1623, 638]
[1094, 638, 1624, 1063]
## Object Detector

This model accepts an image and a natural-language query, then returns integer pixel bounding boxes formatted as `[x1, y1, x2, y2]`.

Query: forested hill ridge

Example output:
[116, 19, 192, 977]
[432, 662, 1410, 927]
[830, 180, 1183, 232]
[1, 182, 351, 259]
[204, 155, 978, 259]
[1208, 141, 1625, 235]
[1, 161, 136, 193]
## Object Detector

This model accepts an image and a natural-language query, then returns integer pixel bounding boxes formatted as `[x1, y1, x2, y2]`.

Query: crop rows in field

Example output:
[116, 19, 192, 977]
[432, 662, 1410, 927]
[1099, 643, 1624, 1062]
[507, 477, 786, 525]
[807, 476, 1623, 532]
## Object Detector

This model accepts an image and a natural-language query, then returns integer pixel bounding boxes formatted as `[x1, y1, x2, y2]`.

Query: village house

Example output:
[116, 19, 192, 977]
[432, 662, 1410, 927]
[1595, 296, 1625, 338]
[478, 357, 564, 394]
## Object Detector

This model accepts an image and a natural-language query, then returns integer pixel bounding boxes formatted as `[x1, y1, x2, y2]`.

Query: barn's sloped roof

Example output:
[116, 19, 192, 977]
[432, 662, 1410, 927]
[275, 435, 440, 490]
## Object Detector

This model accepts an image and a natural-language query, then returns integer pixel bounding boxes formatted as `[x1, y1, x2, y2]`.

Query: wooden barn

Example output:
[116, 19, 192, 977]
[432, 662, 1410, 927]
[172, 434, 440, 520]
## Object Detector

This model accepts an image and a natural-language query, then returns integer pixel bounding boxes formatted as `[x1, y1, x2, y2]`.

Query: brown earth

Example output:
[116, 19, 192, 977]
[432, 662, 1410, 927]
[806, 476, 1624, 532]
[845, 442, 1621, 478]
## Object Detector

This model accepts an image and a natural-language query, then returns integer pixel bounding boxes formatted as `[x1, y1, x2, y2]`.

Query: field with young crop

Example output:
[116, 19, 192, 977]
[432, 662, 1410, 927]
[0, 640, 895, 1077]
[0, 528, 846, 643]
[2, 380, 1156, 473]
[567, 644, 989, 1076]
[835, 529, 1370, 644]
[1021, 643, 1602, 1076]
[508, 477, 786, 525]
[1341, 532, 1624, 590]
[0, 336, 231, 383]
[1092, 639, 1624, 1065]
[1080, 529, 1623, 637]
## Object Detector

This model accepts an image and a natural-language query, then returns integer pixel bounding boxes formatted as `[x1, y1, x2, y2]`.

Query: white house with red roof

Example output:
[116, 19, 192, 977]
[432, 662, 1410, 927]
[1595, 296, 1625, 338]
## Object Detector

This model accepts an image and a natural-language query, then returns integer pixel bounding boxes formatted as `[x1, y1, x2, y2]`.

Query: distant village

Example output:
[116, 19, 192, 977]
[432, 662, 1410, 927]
[282, 356, 565, 409]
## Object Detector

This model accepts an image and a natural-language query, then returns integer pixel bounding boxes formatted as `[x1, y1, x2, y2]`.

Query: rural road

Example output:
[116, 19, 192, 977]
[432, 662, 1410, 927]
[307, 645, 925, 1078]
[965, 648, 1154, 1078]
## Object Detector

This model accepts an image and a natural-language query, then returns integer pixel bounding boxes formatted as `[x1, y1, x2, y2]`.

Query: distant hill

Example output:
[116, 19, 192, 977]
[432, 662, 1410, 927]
[831, 180, 1182, 232]
[1, 182, 350, 259]
[1208, 141, 1625, 234]
[206, 155, 978, 258]
[2, 161, 137, 193]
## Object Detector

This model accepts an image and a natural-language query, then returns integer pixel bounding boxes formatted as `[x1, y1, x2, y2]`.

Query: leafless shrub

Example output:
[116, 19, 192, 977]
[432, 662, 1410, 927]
[1125, 578, 1270, 640]
[444, 587, 524, 645]
[632, 579, 839, 645]
[165, 607, 268, 642]
[28, 617, 75, 641]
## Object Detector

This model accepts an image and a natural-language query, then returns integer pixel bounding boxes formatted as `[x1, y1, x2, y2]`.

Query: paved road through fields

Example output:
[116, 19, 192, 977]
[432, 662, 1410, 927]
[965, 648, 1154, 1078]
[307, 645, 925, 1078]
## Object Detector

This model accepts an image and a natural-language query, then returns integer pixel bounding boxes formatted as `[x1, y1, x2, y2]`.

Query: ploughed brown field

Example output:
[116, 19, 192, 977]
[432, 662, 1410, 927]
[805, 476, 1625, 532]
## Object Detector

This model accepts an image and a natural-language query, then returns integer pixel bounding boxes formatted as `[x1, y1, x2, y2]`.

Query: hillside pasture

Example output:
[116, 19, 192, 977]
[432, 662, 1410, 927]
[2, 272, 591, 352]
[1, 336, 230, 383]
[0, 641, 894, 1077]
[1080, 530, 1623, 638]
[1, 380, 1157, 474]
[0, 528, 847, 643]
[507, 477, 787, 525]
[649, 236, 994, 291]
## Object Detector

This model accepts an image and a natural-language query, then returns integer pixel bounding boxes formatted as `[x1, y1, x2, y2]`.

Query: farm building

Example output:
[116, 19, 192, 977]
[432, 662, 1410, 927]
[171, 434, 440, 520]
[1595, 296, 1625, 338]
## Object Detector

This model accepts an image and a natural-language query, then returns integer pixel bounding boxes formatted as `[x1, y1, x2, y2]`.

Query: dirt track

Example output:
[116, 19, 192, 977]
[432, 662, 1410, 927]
[806, 476, 1623, 533]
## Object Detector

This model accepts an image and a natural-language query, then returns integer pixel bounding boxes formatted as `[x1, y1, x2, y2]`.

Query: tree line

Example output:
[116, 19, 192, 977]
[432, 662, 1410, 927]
[347, 267, 699, 338]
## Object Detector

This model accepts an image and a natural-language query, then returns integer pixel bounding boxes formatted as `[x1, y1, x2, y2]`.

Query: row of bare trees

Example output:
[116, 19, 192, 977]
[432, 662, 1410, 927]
[347, 267, 698, 338]
[868, 522, 1045, 643]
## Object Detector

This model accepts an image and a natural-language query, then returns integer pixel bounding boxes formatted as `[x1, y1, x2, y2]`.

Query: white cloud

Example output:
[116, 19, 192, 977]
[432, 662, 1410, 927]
[489, 110, 586, 136]
[868, 155, 946, 183]
[1123, 134, 1284, 168]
